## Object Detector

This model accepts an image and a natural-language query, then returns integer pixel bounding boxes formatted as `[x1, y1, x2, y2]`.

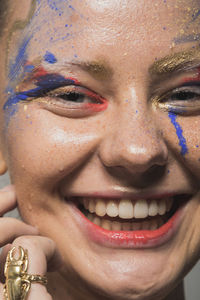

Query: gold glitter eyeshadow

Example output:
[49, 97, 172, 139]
[149, 47, 200, 76]
[80, 60, 113, 81]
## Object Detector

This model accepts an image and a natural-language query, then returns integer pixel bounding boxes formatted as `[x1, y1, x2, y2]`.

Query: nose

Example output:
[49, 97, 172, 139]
[98, 95, 168, 183]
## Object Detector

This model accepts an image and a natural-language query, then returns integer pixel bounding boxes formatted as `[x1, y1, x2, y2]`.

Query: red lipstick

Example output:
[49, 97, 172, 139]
[71, 198, 186, 249]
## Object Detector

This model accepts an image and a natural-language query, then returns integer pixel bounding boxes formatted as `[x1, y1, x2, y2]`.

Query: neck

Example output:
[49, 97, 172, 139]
[164, 281, 185, 300]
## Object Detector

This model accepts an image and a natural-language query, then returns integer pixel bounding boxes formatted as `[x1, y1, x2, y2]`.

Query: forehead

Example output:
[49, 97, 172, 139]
[5, 0, 200, 76]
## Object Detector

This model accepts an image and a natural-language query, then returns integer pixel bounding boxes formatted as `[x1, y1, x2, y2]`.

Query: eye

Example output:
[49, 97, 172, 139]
[57, 91, 85, 103]
[45, 86, 104, 104]
[35, 85, 108, 118]
[156, 85, 200, 115]
[170, 87, 200, 101]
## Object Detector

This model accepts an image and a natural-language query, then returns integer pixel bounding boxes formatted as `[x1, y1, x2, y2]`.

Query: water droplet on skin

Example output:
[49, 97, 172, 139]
[28, 204, 33, 211]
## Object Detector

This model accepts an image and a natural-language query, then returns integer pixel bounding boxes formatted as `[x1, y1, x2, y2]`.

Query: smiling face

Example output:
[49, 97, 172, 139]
[1, 0, 200, 299]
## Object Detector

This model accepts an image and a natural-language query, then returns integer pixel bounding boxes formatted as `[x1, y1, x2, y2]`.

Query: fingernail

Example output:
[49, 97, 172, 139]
[1, 185, 14, 192]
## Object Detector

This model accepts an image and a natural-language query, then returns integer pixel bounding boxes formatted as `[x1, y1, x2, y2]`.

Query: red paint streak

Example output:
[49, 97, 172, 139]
[83, 101, 108, 112]
[83, 90, 108, 112]
[23, 62, 107, 111]
[24, 63, 81, 85]
[33, 66, 48, 78]
[182, 66, 200, 83]
[24, 62, 48, 79]
[66, 77, 80, 85]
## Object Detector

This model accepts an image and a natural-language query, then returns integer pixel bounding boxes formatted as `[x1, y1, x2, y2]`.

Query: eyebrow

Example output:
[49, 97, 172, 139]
[69, 60, 114, 81]
[149, 47, 200, 77]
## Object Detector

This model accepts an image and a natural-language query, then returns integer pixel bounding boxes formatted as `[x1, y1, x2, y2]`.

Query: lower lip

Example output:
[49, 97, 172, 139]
[72, 203, 185, 249]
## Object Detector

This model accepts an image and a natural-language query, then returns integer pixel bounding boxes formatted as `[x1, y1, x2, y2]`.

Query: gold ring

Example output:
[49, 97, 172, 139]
[3, 246, 48, 300]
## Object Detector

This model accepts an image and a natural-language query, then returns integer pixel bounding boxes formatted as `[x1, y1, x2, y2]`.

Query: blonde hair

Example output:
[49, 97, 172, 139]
[0, 1, 9, 36]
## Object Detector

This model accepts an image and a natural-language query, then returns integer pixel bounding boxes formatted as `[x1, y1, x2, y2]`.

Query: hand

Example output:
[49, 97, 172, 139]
[0, 185, 62, 299]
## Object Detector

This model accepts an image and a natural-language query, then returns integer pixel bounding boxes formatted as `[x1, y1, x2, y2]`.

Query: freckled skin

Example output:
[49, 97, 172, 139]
[1, 0, 200, 299]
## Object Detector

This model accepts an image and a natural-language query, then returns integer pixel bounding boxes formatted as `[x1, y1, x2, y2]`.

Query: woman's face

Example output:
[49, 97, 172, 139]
[1, 0, 200, 299]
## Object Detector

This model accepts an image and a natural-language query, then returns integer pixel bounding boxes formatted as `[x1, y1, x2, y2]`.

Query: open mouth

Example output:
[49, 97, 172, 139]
[75, 194, 190, 232]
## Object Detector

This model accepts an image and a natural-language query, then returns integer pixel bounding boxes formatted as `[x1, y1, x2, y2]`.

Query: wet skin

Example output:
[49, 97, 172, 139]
[1, 0, 200, 299]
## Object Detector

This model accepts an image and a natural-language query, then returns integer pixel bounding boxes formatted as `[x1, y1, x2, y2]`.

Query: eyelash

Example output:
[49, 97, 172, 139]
[156, 81, 200, 115]
[20, 74, 200, 117]
[45, 86, 104, 105]
[22, 83, 108, 117]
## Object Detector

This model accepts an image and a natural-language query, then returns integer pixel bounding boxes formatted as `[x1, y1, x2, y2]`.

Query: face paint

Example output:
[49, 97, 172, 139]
[191, 9, 200, 22]
[173, 33, 200, 44]
[4, 73, 78, 111]
[4, 0, 88, 126]
[4, 66, 108, 121]
[168, 112, 188, 156]
[79, 89, 108, 112]
[173, 4, 200, 46]
[8, 36, 32, 82]
[43, 51, 57, 64]
[182, 67, 200, 83]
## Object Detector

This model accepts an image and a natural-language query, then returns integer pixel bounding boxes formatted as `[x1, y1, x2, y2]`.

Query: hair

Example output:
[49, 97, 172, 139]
[0, 0, 9, 36]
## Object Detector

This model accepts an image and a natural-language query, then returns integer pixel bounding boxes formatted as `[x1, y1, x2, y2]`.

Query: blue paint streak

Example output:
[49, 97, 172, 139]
[168, 112, 188, 156]
[9, 36, 32, 82]
[192, 9, 200, 22]
[24, 64, 35, 73]
[35, 74, 75, 90]
[6, 37, 33, 124]
[3, 89, 22, 126]
[4, 74, 76, 112]
[44, 51, 57, 64]
[167, 107, 186, 114]
[47, 0, 68, 15]
[173, 33, 200, 44]
[68, 4, 75, 11]
[48, 0, 60, 11]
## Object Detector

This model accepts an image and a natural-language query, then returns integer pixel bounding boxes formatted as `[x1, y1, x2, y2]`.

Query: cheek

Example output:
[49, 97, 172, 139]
[176, 117, 200, 181]
[159, 113, 200, 181]
[160, 115, 200, 264]
[4, 105, 102, 185]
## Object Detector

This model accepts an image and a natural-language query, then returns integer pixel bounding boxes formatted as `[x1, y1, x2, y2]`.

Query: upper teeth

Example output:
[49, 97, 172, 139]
[83, 197, 173, 219]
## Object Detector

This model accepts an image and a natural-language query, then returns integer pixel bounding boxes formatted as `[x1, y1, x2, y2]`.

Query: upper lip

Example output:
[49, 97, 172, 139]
[64, 188, 194, 201]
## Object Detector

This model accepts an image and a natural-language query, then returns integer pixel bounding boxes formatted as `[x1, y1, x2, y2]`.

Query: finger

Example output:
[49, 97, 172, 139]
[0, 185, 17, 216]
[0, 244, 12, 282]
[12, 236, 62, 300]
[0, 218, 38, 247]
[0, 283, 4, 299]
[0, 245, 12, 299]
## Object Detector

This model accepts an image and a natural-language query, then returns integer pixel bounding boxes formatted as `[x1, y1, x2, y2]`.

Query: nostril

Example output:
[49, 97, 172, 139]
[146, 164, 166, 175]
[141, 165, 167, 186]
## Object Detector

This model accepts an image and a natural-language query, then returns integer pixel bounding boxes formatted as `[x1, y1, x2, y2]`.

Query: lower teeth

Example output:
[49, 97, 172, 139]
[87, 211, 164, 231]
